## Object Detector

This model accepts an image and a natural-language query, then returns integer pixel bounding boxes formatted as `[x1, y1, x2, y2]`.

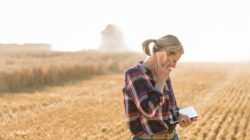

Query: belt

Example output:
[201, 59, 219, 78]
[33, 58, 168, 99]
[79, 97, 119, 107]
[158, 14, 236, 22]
[134, 132, 175, 140]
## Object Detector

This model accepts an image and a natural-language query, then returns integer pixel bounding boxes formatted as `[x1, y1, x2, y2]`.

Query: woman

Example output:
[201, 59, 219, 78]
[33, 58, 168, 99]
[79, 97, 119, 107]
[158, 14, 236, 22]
[122, 35, 196, 140]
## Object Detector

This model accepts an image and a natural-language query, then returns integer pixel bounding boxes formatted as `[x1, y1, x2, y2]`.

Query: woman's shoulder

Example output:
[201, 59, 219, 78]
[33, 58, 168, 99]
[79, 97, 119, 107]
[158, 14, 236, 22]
[125, 66, 140, 76]
[124, 60, 145, 78]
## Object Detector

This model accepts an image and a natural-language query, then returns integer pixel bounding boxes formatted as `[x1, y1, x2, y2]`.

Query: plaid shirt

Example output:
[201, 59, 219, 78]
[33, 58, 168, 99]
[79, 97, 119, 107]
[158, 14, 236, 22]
[122, 61, 179, 136]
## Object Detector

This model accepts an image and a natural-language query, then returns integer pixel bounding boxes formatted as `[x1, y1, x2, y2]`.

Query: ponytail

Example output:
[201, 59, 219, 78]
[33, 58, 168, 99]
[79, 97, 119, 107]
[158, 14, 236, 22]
[142, 39, 156, 56]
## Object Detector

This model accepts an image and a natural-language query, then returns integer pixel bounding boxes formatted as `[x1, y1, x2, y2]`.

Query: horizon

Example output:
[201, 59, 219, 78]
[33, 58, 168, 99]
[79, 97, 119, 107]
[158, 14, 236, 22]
[0, 0, 250, 62]
[0, 43, 249, 63]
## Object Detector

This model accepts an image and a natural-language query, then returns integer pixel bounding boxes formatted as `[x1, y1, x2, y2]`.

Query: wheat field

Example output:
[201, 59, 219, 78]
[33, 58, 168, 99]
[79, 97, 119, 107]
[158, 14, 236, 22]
[0, 50, 249, 140]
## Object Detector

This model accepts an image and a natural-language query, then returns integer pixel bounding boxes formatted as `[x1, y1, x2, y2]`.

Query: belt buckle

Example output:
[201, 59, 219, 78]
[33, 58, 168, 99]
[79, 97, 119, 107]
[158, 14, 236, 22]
[151, 134, 164, 139]
[152, 132, 174, 140]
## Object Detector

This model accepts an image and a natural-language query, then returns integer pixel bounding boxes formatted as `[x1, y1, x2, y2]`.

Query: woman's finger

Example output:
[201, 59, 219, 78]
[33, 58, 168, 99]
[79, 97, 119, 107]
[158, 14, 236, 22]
[164, 61, 171, 69]
[183, 119, 188, 126]
[187, 118, 192, 125]
[181, 115, 191, 127]
[180, 116, 187, 127]
[191, 118, 198, 122]
[184, 115, 192, 125]
[180, 119, 185, 127]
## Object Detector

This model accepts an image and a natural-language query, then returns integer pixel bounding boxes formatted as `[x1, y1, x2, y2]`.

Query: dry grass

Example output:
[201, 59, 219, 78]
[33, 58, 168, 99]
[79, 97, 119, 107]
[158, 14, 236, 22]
[0, 48, 249, 139]
[0, 50, 144, 93]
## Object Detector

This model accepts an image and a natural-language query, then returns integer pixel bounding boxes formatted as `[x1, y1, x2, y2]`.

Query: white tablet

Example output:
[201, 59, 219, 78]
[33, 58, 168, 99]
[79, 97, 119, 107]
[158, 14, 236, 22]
[179, 106, 198, 119]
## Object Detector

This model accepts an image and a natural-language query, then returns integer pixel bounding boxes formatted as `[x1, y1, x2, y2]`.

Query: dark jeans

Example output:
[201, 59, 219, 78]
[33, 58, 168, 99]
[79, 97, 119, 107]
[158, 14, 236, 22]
[131, 133, 179, 140]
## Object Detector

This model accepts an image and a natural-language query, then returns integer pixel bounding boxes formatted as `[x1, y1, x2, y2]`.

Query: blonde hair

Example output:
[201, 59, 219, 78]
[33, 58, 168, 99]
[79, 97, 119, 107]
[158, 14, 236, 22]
[142, 34, 184, 56]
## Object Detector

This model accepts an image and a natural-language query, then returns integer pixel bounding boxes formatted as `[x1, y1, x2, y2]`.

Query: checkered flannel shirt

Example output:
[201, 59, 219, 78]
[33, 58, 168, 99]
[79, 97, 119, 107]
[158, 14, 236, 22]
[122, 61, 179, 136]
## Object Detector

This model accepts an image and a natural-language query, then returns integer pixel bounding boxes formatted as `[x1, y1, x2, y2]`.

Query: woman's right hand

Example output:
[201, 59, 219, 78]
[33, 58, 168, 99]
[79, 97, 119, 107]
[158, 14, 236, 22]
[153, 52, 171, 91]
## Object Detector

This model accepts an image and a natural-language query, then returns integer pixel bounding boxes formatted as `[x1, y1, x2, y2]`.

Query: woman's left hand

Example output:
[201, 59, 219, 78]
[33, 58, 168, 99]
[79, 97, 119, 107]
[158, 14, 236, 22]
[178, 114, 192, 127]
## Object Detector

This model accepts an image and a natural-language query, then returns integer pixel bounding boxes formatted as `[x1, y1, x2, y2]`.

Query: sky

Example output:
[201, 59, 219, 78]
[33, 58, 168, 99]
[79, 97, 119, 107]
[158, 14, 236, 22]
[0, 0, 250, 62]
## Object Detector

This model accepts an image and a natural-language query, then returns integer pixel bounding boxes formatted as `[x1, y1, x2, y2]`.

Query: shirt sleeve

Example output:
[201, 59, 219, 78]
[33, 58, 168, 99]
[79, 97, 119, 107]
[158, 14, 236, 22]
[125, 72, 165, 118]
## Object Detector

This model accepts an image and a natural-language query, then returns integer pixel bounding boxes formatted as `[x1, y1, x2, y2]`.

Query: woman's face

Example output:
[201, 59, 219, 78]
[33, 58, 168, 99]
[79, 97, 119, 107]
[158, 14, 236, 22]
[167, 53, 182, 68]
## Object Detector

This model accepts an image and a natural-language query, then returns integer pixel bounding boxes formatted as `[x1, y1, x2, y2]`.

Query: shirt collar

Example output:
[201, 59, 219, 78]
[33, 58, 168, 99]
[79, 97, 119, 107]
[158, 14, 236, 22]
[137, 60, 147, 73]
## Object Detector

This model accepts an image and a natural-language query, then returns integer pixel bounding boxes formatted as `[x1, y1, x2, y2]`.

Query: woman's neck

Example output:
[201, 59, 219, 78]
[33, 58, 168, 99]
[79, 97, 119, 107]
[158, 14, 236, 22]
[142, 57, 156, 77]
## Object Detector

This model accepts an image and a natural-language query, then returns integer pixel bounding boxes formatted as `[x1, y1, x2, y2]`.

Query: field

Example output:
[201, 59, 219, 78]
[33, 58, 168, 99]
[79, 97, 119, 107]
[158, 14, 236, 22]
[0, 49, 249, 140]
